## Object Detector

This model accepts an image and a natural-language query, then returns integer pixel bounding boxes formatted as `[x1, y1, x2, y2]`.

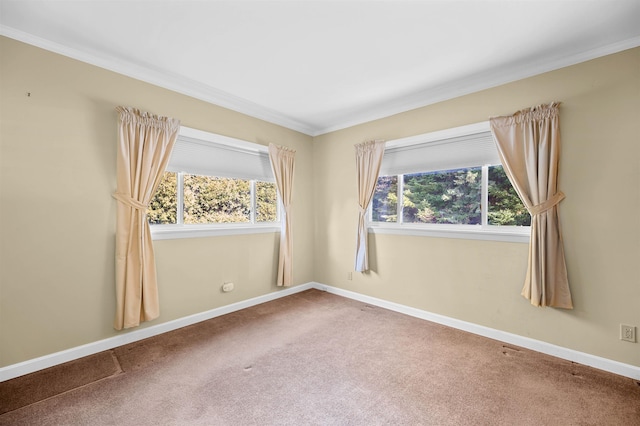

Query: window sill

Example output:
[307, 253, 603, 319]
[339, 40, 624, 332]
[368, 223, 530, 243]
[151, 223, 280, 240]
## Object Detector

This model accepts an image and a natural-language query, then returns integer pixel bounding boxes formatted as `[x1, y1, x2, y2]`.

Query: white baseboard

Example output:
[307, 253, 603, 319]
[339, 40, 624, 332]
[3, 281, 638, 382]
[0, 283, 314, 382]
[310, 282, 640, 380]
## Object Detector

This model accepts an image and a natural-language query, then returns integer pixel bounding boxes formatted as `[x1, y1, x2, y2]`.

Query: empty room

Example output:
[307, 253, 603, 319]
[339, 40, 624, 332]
[1, 1, 639, 424]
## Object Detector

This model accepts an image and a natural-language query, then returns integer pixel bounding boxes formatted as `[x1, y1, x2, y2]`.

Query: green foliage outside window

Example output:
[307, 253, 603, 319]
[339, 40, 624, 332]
[146, 172, 278, 225]
[184, 175, 251, 223]
[372, 165, 530, 226]
[403, 168, 482, 225]
[372, 175, 398, 222]
[487, 165, 531, 226]
[256, 181, 278, 222]
[148, 172, 177, 224]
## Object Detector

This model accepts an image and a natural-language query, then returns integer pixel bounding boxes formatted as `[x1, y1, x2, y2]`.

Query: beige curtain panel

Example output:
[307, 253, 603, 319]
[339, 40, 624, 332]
[112, 106, 180, 330]
[490, 102, 573, 309]
[269, 143, 296, 286]
[354, 140, 385, 272]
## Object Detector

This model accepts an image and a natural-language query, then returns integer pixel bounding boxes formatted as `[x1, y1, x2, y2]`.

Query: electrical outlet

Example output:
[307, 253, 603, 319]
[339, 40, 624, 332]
[347, 272, 353, 280]
[620, 324, 636, 343]
[222, 282, 234, 293]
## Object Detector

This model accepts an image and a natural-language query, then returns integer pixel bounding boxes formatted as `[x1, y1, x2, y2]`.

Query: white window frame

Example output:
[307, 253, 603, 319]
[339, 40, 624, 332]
[369, 122, 530, 243]
[150, 127, 281, 240]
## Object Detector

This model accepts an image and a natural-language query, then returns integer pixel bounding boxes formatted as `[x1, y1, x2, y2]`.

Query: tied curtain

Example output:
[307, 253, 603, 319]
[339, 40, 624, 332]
[269, 143, 296, 286]
[113, 107, 180, 330]
[354, 140, 385, 272]
[490, 102, 573, 309]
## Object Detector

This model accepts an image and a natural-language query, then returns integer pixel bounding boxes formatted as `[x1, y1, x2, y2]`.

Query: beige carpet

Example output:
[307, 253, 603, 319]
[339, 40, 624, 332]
[1, 289, 639, 425]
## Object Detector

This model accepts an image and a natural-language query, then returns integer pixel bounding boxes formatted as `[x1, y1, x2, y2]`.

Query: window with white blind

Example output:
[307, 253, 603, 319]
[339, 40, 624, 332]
[370, 122, 530, 242]
[148, 126, 280, 240]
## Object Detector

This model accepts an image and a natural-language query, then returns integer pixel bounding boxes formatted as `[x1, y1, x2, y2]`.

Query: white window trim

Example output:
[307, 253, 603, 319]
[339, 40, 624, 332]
[369, 222, 529, 243]
[370, 121, 530, 244]
[150, 126, 280, 240]
[151, 223, 280, 240]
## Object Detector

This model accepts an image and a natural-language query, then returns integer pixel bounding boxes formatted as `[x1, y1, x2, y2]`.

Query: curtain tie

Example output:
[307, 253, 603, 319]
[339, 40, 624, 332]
[529, 191, 565, 216]
[112, 192, 148, 211]
[358, 206, 367, 215]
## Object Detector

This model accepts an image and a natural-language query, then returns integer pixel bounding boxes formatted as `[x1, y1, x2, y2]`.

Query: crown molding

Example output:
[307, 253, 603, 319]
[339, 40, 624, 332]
[0, 25, 318, 136]
[2, 25, 639, 138]
[314, 35, 640, 136]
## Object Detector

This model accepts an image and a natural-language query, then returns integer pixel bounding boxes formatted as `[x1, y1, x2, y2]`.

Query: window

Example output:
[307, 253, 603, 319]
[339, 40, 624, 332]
[148, 127, 280, 239]
[370, 122, 530, 242]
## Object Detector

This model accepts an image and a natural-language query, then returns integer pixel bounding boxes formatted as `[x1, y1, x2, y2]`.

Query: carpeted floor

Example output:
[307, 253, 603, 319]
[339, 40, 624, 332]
[1, 289, 639, 425]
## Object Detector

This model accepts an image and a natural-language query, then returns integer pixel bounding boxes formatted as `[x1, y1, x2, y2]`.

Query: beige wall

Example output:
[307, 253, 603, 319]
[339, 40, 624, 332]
[0, 37, 314, 367]
[1, 35, 639, 370]
[313, 47, 640, 367]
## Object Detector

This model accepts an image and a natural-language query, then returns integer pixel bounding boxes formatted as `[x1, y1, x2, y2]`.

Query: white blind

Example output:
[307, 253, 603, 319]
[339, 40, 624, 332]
[167, 127, 274, 182]
[380, 123, 501, 176]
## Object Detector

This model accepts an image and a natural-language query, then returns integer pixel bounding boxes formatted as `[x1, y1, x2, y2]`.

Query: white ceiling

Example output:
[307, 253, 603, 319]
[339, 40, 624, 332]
[2, 0, 639, 136]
